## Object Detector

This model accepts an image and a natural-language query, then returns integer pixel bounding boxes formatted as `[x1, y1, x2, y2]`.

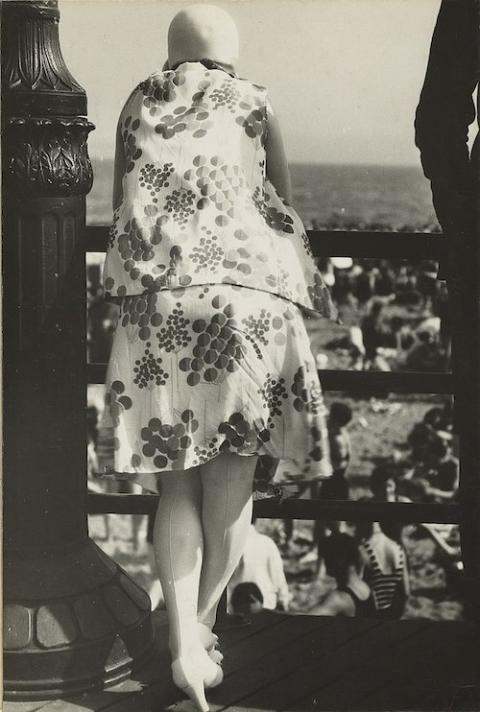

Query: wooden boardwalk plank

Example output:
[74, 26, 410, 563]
[383, 628, 477, 711]
[215, 618, 433, 712]
[133, 612, 316, 712]
[205, 615, 379, 711]
[52, 613, 291, 712]
[416, 625, 479, 712]
[420, 681, 480, 712]
[4, 613, 171, 712]
[3, 703, 52, 712]
[35, 677, 157, 712]
[355, 621, 477, 711]
[4, 616, 477, 712]
[219, 613, 334, 679]
[215, 611, 290, 649]
[29, 613, 288, 712]
[426, 632, 480, 711]
[287, 619, 431, 711]
[3, 665, 165, 712]
[357, 621, 474, 705]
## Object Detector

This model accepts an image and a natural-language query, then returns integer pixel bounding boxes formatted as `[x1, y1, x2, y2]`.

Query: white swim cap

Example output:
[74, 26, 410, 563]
[168, 4, 239, 69]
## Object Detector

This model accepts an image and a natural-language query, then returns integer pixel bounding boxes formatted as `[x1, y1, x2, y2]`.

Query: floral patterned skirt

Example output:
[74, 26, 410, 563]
[101, 284, 332, 493]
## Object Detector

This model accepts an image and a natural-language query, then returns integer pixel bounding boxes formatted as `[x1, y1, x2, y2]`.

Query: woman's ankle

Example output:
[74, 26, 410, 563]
[197, 610, 216, 631]
[169, 629, 204, 660]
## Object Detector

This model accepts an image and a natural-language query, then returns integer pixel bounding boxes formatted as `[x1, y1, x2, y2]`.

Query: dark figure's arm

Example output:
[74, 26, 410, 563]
[415, 0, 478, 236]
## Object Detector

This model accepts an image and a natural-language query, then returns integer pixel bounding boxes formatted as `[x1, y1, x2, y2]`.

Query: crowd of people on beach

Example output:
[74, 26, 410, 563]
[87, 388, 459, 621]
[312, 398, 458, 616]
[317, 255, 450, 373]
[86, 254, 459, 621]
[223, 393, 458, 620]
[87, 251, 451, 374]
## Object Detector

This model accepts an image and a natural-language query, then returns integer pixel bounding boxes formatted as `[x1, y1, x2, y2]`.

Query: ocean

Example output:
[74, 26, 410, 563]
[87, 158, 440, 232]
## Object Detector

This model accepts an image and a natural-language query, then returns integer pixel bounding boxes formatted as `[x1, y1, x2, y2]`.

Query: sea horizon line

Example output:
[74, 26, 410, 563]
[90, 155, 422, 170]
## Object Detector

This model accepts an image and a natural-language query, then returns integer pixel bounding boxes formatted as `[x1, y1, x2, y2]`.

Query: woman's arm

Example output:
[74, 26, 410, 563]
[402, 552, 410, 597]
[265, 101, 293, 205]
[414, 0, 477, 234]
[112, 120, 126, 211]
[424, 485, 457, 502]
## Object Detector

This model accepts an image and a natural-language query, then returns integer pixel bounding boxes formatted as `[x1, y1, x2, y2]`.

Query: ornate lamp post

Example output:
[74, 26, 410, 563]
[2, 1, 154, 698]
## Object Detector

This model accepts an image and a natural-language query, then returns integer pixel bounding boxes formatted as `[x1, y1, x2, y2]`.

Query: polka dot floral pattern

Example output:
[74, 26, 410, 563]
[139, 163, 174, 201]
[154, 101, 213, 140]
[121, 116, 142, 173]
[104, 381, 133, 427]
[104, 62, 337, 323]
[253, 186, 294, 233]
[139, 71, 186, 114]
[210, 79, 241, 112]
[139, 410, 198, 470]
[133, 344, 169, 389]
[121, 293, 163, 341]
[235, 100, 267, 146]
[155, 301, 191, 353]
[189, 227, 225, 273]
[183, 154, 246, 227]
[178, 294, 245, 385]
[101, 285, 332, 487]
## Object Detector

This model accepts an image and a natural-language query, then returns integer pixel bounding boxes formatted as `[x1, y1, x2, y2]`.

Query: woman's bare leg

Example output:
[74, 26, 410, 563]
[197, 453, 257, 630]
[152, 467, 203, 659]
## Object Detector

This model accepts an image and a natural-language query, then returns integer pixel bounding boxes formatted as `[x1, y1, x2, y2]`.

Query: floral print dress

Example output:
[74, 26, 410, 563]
[102, 61, 336, 492]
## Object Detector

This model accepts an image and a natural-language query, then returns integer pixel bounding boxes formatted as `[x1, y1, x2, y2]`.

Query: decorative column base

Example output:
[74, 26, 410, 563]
[4, 539, 155, 700]
[2, 0, 156, 698]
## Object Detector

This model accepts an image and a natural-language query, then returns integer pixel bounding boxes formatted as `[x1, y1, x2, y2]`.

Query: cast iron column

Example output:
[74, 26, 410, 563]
[2, 0, 154, 698]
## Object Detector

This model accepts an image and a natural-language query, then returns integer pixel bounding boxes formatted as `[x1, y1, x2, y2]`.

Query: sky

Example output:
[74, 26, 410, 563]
[59, 0, 441, 165]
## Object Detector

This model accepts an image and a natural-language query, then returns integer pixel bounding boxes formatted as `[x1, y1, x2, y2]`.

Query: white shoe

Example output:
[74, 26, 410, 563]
[198, 622, 224, 664]
[171, 648, 223, 712]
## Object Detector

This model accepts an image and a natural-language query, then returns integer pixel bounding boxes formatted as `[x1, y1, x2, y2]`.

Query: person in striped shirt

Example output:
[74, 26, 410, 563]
[357, 520, 410, 619]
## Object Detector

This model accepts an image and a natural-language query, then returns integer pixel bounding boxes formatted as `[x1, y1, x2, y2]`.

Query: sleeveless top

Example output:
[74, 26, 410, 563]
[363, 540, 405, 612]
[338, 587, 376, 618]
[103, 61, 337, 320]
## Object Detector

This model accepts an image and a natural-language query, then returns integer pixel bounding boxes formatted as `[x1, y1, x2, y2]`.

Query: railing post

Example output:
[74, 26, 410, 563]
[448, 185, 480, 619]
[1, 1, 154, 698]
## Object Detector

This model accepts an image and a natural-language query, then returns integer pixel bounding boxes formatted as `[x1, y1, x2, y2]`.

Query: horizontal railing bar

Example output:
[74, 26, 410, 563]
[88, 363, 106, 383]
[319, 370, 453, 394]
[87, 492, 459, 524]
[253, 498, 459, 523]
[87, 362, 453, 394]
[85, 225, 446, 260]
[308, 230, 446, 260]
[86, 224, 109, 252]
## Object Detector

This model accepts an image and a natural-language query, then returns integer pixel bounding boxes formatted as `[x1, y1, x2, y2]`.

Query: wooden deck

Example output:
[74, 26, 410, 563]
[5, 611, 479, 712]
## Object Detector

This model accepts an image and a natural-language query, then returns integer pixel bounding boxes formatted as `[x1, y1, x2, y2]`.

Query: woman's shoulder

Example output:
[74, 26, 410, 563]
[332, 589, 357, 616]
[137, 69, 170, 92]
[120, 70, 166, 106]
[120, 69, 183, 116]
